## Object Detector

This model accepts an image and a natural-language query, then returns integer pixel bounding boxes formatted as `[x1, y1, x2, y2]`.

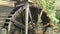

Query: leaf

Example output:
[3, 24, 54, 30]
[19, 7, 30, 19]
[38, 0, 59, 29]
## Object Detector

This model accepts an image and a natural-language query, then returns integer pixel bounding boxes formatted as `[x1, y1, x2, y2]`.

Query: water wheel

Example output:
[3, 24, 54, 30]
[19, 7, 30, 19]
[3, 0, 51, 34]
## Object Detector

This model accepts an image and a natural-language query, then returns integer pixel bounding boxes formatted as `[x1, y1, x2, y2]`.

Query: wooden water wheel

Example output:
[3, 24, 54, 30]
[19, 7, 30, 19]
[3, 0, 51, 34]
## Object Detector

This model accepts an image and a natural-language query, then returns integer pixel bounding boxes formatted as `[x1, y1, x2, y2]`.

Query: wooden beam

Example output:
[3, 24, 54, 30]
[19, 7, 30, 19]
[11, 19, 25, 29]
[8, 21, 13, 34]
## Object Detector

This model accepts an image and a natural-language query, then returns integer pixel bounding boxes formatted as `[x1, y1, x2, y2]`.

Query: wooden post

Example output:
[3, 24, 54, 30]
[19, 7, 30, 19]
[8, 21, 12, 34]
[25, 2, 29, 34]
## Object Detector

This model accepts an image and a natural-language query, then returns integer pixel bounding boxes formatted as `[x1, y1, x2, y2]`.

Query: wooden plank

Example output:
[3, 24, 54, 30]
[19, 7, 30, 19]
[0, 1, 13, 7]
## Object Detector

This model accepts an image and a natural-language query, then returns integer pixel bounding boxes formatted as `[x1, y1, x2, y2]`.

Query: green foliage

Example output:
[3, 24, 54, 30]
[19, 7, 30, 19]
[38, 0, 59, 29]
